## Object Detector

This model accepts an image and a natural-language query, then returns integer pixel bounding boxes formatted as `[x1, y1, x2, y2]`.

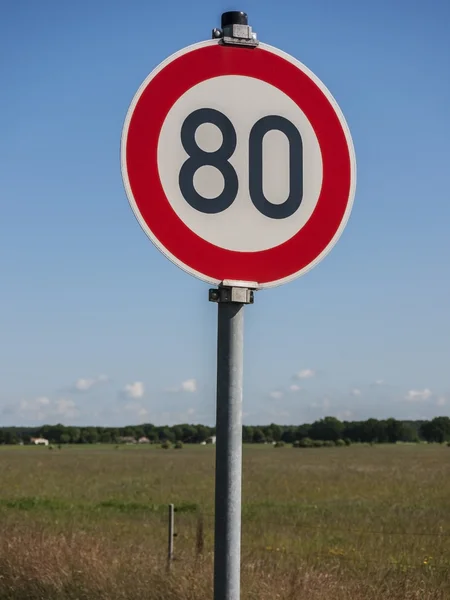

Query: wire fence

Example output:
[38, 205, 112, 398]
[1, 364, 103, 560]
[192, 511, 450, 538]
[165, 505, 450, 572]
[246, 548, 450, 572]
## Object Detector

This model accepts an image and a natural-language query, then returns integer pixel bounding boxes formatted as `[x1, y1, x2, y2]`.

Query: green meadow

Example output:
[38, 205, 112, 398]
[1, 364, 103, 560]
[0, 443, 449, 599]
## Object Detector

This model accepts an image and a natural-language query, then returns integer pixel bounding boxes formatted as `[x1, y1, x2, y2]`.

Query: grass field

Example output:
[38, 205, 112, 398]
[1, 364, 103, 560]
[0, 443, 449, 599]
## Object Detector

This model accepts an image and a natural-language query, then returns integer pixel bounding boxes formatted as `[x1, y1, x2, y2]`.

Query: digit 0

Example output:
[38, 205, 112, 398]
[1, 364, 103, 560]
[249, 115, 303, 219]
[179, 108, 238, 214]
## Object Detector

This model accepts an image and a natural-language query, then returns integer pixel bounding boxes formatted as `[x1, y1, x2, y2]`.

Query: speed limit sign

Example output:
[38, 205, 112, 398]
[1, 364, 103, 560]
[121, 40, 356, 288]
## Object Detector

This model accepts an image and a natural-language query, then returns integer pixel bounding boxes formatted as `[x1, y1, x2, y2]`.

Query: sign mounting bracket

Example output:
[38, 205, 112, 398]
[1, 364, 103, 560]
[212, 11, 259, 48]
[209, 286, 254, 305]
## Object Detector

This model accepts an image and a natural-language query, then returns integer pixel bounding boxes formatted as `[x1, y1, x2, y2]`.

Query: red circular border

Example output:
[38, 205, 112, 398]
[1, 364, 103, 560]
[125, 43, 352, 284]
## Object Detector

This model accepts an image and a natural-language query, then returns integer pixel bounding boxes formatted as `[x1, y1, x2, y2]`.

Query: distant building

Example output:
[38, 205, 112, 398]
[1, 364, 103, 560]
[205, 436, 216, 445]
[30, 437, 49, 446]
[118, 436, 136, 444]
[138, 436, 150, 444]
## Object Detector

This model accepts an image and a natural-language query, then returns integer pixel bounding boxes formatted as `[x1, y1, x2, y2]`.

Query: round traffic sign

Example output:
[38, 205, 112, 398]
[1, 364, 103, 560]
[121, 40, 356, 288]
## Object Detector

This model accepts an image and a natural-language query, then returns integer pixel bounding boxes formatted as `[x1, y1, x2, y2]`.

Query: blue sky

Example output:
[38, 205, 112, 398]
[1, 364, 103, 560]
[1, 0, 449, 427]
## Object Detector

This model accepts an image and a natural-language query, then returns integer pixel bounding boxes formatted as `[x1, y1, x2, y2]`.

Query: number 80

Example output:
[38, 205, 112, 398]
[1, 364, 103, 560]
[178, 108, 303, 220]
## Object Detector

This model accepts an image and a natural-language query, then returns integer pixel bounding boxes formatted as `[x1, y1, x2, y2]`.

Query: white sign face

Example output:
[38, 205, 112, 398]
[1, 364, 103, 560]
[121, 40, 356, 288]
[158, 75, 323, 252]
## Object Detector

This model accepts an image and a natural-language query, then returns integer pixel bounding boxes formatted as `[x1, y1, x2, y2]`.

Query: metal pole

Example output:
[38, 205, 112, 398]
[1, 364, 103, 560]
[209, 285, 254, 600]
[214, 300, 244, 600]
[167, 503, 174, 569]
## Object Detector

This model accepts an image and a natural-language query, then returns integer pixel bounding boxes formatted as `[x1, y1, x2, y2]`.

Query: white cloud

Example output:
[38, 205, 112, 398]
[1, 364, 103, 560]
[351, 388, 362, 397]
[19, 398, 47, 420]
[436, 396, 447, 407]
[18, 396, 79, 422]
[404, 388, 432, 402]
[54, 398, 79, 419]
[36, 396, 51, 406]
[374, 379, 385, 386]
[289, 384, 301, 392]
[269, 391, 283, 400]
[165, 379, 198, 393]
[123, 382, 145, 399]
[181, 379, 197, 393]
[295, 369, 316, 380]
[75, 379, 95, 391]
[74, 374, 108, 392]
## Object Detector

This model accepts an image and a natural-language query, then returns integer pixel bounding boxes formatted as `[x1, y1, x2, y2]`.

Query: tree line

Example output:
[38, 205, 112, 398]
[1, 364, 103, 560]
[1, 416, 450, 445]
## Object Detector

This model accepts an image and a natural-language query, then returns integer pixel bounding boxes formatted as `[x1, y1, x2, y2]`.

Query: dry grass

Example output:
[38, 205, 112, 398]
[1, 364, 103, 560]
[0, 443, 449, 599]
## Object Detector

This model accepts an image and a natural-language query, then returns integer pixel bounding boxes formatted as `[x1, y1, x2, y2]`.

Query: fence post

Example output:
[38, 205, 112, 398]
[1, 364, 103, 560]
[168, 503, 175, 569]
[196, 512, 205, 560]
